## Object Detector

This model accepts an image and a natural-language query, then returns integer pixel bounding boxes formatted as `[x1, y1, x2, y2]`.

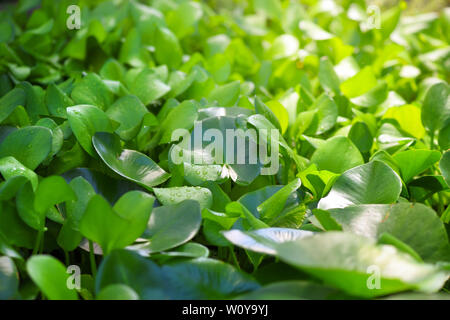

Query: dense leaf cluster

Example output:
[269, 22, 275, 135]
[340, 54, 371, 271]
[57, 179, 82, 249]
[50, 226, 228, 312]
[0, 0, 449, 300]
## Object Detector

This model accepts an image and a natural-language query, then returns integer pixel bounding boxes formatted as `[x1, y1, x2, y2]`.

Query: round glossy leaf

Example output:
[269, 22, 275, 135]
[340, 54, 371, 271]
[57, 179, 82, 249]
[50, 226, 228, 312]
[223, 228, 314, 255]
[349, 122, 373, 153]
[311, 136, 364, 174]
[421, 82, 449, 132]
[237, 280, 341, 300]
[0, 156, 37, 190]
[153, 186, 212, 209]
[318, 161, 402, 210]
[92, 132, 170, 189]
[140, 200, 202, 254]
[393, 149, 441, 183]
[275, 232, 449, 298]
[162, 258, 260, 299]
[0, 126, 52, 170]
[328, 203, 450, 262]
[95, 249, 166, 299]
[26, 255, 78, 300]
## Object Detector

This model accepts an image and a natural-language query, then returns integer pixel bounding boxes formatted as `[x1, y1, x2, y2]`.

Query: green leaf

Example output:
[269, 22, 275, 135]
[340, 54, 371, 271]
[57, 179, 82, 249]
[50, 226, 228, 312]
[105, 95, 148, 141]
[348, 122, 373, 153]
[158, 100, 198, 144]
[440, 150, 450, 186]
[138, 200, 202, 254]
[350, 81, 388, 108]
[237, 280, 342, 300]
[0, 87, 25, 123]
[299, 21, 333, 40]
[46, 84, 74, 118]
[257, 178, 301, 222]
[71, 73, 114, 110]
[226, 201, 269, 230]
[16, 182, 43, 230]
[254, 97, 282, 132]
[35, 118, 64, 160]
[266, 100, 288, 134]
[0, 126, 52, 170]
[318, 57, 340, 94]
[311, 136, 364, 174]
[67, 105, 113, 157]
[378, 233, 423, 262]
[393, 149, 441, 183]
[253, 0, 282, 20]
[384, 104, 426, 139]
[129, 68, 171, 105]
[314, 94, 338, 134]
[0, 175, 28, 200]
[0, 256, 19, 300]
[153, 186, 212, 209]
[166, 2, 203, 38]
[34, 175, 76, 214]
[26, 255, 78, 300]
[154, 26, 182, 69]
[340, 67, 377, 98]
[275, 232, 449, 298]
[162, 258, 259, 299]
[223, 227, 313, 255]
[318, 161, 402, 210]
[208, 81, 241, 107]
[0, 156, 38, 191]
[80, 192, 154, 255]
[421, 82, 450, 133]
[156, 242, 209, 260]
[92, 132, 170, 189]
[95, 249, 166, 299]
[0, 201, 36, 249]
[96, 284, 139, 300]
[328, 203, 450, 262]
[312, 208, 342, 231]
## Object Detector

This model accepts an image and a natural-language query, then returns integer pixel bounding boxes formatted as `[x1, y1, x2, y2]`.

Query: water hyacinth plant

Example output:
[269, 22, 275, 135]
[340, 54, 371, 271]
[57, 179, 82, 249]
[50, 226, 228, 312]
[0, 0, 449, 301]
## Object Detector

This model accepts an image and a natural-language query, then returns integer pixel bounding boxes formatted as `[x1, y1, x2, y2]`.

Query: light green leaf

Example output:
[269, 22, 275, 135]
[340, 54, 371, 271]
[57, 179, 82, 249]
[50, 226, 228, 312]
[318, 161, 402, 210]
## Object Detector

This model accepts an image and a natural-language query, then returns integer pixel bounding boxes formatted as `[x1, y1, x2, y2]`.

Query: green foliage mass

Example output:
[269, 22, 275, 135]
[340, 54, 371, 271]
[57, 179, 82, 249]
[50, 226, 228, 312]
[0, 0, 449, 300]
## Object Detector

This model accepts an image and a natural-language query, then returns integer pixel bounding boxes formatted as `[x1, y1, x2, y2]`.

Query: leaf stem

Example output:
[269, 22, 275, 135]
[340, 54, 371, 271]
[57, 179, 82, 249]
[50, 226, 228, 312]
[88, 240, 97, 279]
[430, 130, 435, 150]
[64, 250, 70, 266]
[32, 230, 43, 256]
[229, 247, 241, 271]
